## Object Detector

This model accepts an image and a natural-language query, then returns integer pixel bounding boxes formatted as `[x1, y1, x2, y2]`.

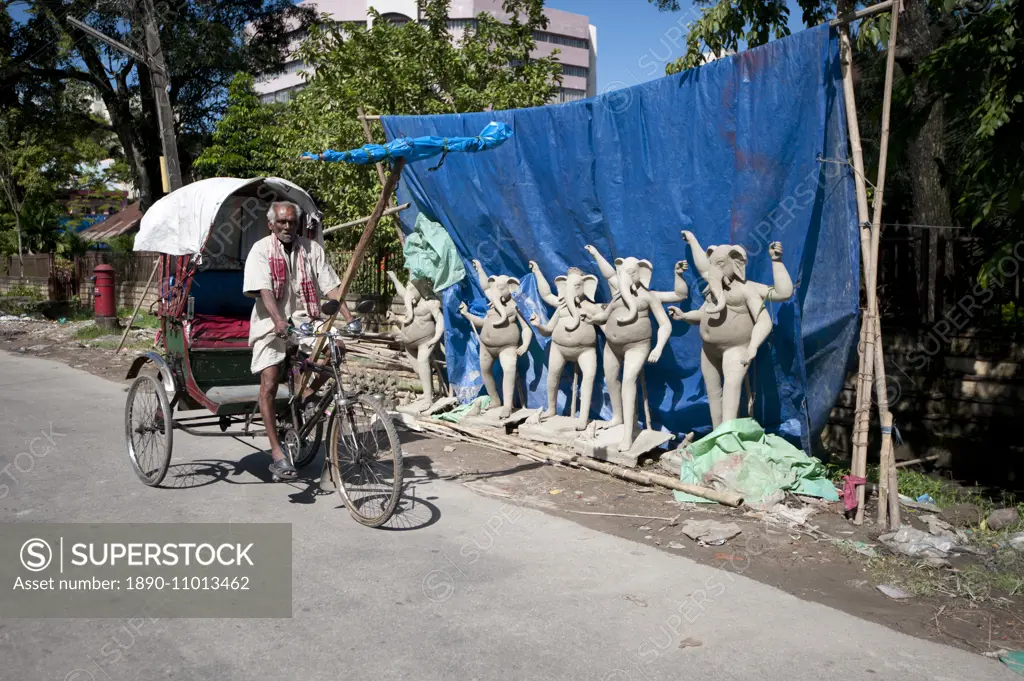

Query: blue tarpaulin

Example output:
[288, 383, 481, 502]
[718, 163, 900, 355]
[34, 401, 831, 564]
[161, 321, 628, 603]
[382, 25, 859, 451]
[302, 121, 512, 165]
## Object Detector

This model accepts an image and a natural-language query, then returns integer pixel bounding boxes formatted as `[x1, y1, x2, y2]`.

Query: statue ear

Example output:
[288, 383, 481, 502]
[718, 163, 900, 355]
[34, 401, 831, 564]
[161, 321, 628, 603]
[583, 274, 598, 301]
[486, 275, 497, 291]
[554, 275, 567, 299]
[613, 257, 624, 268]
[706, 246, 715, 259]
[728, 246, 747, 280]
[507, 277, 520, 295]
[637, 260, 653, 288]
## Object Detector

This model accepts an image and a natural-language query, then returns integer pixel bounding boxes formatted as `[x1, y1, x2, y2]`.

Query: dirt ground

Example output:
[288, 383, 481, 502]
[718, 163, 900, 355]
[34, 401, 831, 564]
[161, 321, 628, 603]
[4, 316, 1023, 660]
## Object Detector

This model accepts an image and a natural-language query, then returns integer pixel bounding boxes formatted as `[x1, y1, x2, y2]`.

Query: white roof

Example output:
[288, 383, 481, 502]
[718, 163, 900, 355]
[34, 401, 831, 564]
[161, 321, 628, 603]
[134, 177, 321, 255]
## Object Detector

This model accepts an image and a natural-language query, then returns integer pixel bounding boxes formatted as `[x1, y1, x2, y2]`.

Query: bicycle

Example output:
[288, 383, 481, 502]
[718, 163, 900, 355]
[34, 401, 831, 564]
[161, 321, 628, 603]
[277, 299, 405, 528]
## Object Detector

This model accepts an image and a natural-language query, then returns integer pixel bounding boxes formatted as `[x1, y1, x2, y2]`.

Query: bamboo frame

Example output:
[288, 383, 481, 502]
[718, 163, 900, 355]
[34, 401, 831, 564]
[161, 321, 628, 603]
[836, 0, 903, 527]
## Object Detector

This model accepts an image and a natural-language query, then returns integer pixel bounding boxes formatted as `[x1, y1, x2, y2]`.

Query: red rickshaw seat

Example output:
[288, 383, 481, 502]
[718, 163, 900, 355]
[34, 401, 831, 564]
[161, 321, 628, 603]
[189, 314, 250, 348]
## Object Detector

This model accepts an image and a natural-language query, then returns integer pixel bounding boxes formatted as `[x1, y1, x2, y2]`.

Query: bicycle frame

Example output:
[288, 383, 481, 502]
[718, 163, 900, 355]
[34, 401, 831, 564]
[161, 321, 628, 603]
[285, 324, 354, 444]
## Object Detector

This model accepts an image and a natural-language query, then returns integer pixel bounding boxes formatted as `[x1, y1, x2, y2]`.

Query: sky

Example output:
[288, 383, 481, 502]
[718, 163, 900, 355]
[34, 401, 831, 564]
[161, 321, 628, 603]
[548, 0, 705, 94]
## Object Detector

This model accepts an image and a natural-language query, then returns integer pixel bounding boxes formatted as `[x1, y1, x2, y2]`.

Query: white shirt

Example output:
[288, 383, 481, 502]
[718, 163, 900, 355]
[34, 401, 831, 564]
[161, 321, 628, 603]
[242, 235, 341, 346]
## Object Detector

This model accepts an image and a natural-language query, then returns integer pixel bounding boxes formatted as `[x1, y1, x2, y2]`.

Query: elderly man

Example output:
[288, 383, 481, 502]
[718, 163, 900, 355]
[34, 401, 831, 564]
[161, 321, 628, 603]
[244, 200, 351, 479]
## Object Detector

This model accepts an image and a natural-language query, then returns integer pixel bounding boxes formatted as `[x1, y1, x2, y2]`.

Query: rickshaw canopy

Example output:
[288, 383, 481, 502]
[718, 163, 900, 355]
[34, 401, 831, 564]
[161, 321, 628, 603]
[134, 177, 321, 256]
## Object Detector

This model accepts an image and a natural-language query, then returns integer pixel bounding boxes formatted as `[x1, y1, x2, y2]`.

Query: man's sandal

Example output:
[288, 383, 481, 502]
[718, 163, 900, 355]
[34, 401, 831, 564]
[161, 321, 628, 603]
[268, 458, 297, 481]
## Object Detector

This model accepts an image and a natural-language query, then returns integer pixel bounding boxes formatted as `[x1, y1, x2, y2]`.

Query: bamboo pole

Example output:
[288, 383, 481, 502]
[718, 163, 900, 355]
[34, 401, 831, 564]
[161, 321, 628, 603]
[115, 258, 160, 354]
[357, 106, 406, 247]
[322, 203, 410, 235]
[296, 158, 406, 398]
[868, 0, 903, 528]
[837, 5, 876, 524]
[420, 419, 744, 506]
[829, 0, 895, 26]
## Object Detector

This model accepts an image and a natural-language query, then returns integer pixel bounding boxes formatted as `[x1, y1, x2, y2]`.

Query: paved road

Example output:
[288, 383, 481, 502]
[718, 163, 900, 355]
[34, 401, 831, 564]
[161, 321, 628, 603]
[0, 350, 1014, 681]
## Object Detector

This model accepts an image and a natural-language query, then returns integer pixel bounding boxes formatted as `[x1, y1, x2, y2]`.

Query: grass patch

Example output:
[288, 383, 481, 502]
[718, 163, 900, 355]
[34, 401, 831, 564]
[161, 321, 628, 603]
[116, 308, 161, 329]
[868, 549, 1024, 601]
[74, 324, 116, 340]
[825, 463, 998, 510]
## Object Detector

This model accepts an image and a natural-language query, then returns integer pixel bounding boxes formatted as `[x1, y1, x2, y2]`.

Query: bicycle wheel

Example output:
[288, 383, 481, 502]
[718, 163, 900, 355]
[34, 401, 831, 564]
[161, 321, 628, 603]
[124, 374, 173, 486]
[329, 394, 403, 527]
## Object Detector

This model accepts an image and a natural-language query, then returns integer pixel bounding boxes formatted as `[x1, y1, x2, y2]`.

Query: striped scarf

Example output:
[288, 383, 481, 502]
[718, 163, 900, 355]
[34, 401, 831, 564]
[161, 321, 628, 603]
[269, 236, 321, 318]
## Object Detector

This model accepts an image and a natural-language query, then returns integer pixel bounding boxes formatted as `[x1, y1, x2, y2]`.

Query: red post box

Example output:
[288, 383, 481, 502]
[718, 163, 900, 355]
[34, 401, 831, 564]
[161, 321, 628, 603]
[92, 264, 118, 329]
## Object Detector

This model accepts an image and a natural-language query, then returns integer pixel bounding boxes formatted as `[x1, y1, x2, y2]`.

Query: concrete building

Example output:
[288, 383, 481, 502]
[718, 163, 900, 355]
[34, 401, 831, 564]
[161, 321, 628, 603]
[256, 0, 596, 105]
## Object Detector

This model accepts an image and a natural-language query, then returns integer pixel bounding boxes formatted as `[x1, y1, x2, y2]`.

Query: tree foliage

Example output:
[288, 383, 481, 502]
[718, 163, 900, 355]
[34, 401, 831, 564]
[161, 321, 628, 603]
[2, 0, 314, 209]
[193, 73, 284, 180]
[260, 0, 560, 256]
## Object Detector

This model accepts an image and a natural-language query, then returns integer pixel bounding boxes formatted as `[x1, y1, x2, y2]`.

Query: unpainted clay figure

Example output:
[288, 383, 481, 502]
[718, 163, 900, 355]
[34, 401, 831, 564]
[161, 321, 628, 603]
[581, 246, 689, 451]
[386, 271, 444, 413]
[527, 261, 602, 430]
[458, 259, 533, 419]
[667, 230, 793, 428]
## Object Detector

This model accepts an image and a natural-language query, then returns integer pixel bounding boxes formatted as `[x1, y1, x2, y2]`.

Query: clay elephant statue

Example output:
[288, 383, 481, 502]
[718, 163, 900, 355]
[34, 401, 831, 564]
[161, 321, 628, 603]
[668, 230, 794, 428]
[582, 246, 688, 452]
[459, 259, 533, 419]
[386, 270, 444, 413]
[528, 261, 603, 430]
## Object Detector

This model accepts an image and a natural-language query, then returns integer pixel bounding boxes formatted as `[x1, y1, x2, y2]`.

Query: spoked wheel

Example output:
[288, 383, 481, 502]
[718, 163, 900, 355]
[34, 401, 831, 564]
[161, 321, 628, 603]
[329, 394, 403, 527]
[124, 374, 173, 486]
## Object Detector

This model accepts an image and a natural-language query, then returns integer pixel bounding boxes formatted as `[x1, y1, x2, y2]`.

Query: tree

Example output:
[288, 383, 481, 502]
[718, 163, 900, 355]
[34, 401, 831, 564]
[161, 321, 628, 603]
[193, 73, 284, 180]
[2, 1, 315, 209]
[268, 0, 562, 256]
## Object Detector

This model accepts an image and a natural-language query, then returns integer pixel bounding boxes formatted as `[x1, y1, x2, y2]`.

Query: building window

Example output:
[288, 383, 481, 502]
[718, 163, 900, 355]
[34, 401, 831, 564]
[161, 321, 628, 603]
[281, 60, 306, 76]
[379, 12, 412, 25]
[446, 18, 479, 31]
[557, 88, 586, 103]
[260, 84, 304, 104]
[534, 30, 588, 50]
[559, 64, 588, 78]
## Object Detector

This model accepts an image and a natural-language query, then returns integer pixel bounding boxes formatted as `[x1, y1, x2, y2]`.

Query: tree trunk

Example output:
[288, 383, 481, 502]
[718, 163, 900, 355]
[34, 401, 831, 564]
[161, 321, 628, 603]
[901, 0, 954, 323]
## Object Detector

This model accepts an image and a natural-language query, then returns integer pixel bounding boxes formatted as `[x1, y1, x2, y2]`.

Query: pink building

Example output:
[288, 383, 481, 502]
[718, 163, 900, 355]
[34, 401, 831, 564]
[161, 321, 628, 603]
[256, 0, 596, 105]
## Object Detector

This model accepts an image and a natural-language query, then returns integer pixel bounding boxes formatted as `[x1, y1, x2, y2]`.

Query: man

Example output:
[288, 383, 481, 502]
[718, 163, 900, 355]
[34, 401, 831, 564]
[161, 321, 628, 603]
[244, 200, 351, 479]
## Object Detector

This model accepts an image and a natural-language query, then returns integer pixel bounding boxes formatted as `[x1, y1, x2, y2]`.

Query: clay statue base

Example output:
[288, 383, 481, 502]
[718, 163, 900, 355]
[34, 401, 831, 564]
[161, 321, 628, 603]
[657, 432, 695, 475]
[573, 424, 674, 468]
[462, 407, 535, 431]
[518, 415, 585, 447]
[396, 396, 460, 417]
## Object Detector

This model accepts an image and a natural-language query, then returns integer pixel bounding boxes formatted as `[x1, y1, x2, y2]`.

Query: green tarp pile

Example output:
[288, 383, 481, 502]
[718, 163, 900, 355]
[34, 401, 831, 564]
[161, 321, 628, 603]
[433, 396, 491, 423]
[674, 418, 839, 506]
[402, 213, 466, 292]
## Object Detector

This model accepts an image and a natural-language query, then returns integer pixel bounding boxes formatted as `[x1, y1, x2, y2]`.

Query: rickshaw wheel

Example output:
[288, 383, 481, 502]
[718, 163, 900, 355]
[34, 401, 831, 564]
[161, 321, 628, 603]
[124, 374, 173, 487]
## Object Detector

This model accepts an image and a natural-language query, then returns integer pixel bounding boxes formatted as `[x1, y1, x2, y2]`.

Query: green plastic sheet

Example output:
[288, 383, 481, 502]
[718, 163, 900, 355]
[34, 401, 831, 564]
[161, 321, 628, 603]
[402, 213, 466, 292]
[674, 418, 839, 505]
[433, 396, 491, 423]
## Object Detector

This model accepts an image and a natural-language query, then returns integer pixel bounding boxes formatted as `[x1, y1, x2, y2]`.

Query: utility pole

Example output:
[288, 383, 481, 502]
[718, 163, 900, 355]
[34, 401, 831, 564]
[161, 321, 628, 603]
[68, 3, 182, 194]
[141, 0, 182, 192]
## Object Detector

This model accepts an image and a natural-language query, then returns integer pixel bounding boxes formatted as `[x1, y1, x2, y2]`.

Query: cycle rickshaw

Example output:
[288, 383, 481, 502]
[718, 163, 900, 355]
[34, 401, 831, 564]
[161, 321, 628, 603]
[122, 176, 403, 527]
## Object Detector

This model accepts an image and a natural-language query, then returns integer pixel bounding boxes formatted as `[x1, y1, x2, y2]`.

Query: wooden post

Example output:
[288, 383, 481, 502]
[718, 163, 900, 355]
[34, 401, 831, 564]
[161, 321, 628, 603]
[115, 258, 161, 354]
[358, 106, 406, 247]
[837, 5, 876, 524]
[868, 0, 903, 528]
[296, 158, 406, 398]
